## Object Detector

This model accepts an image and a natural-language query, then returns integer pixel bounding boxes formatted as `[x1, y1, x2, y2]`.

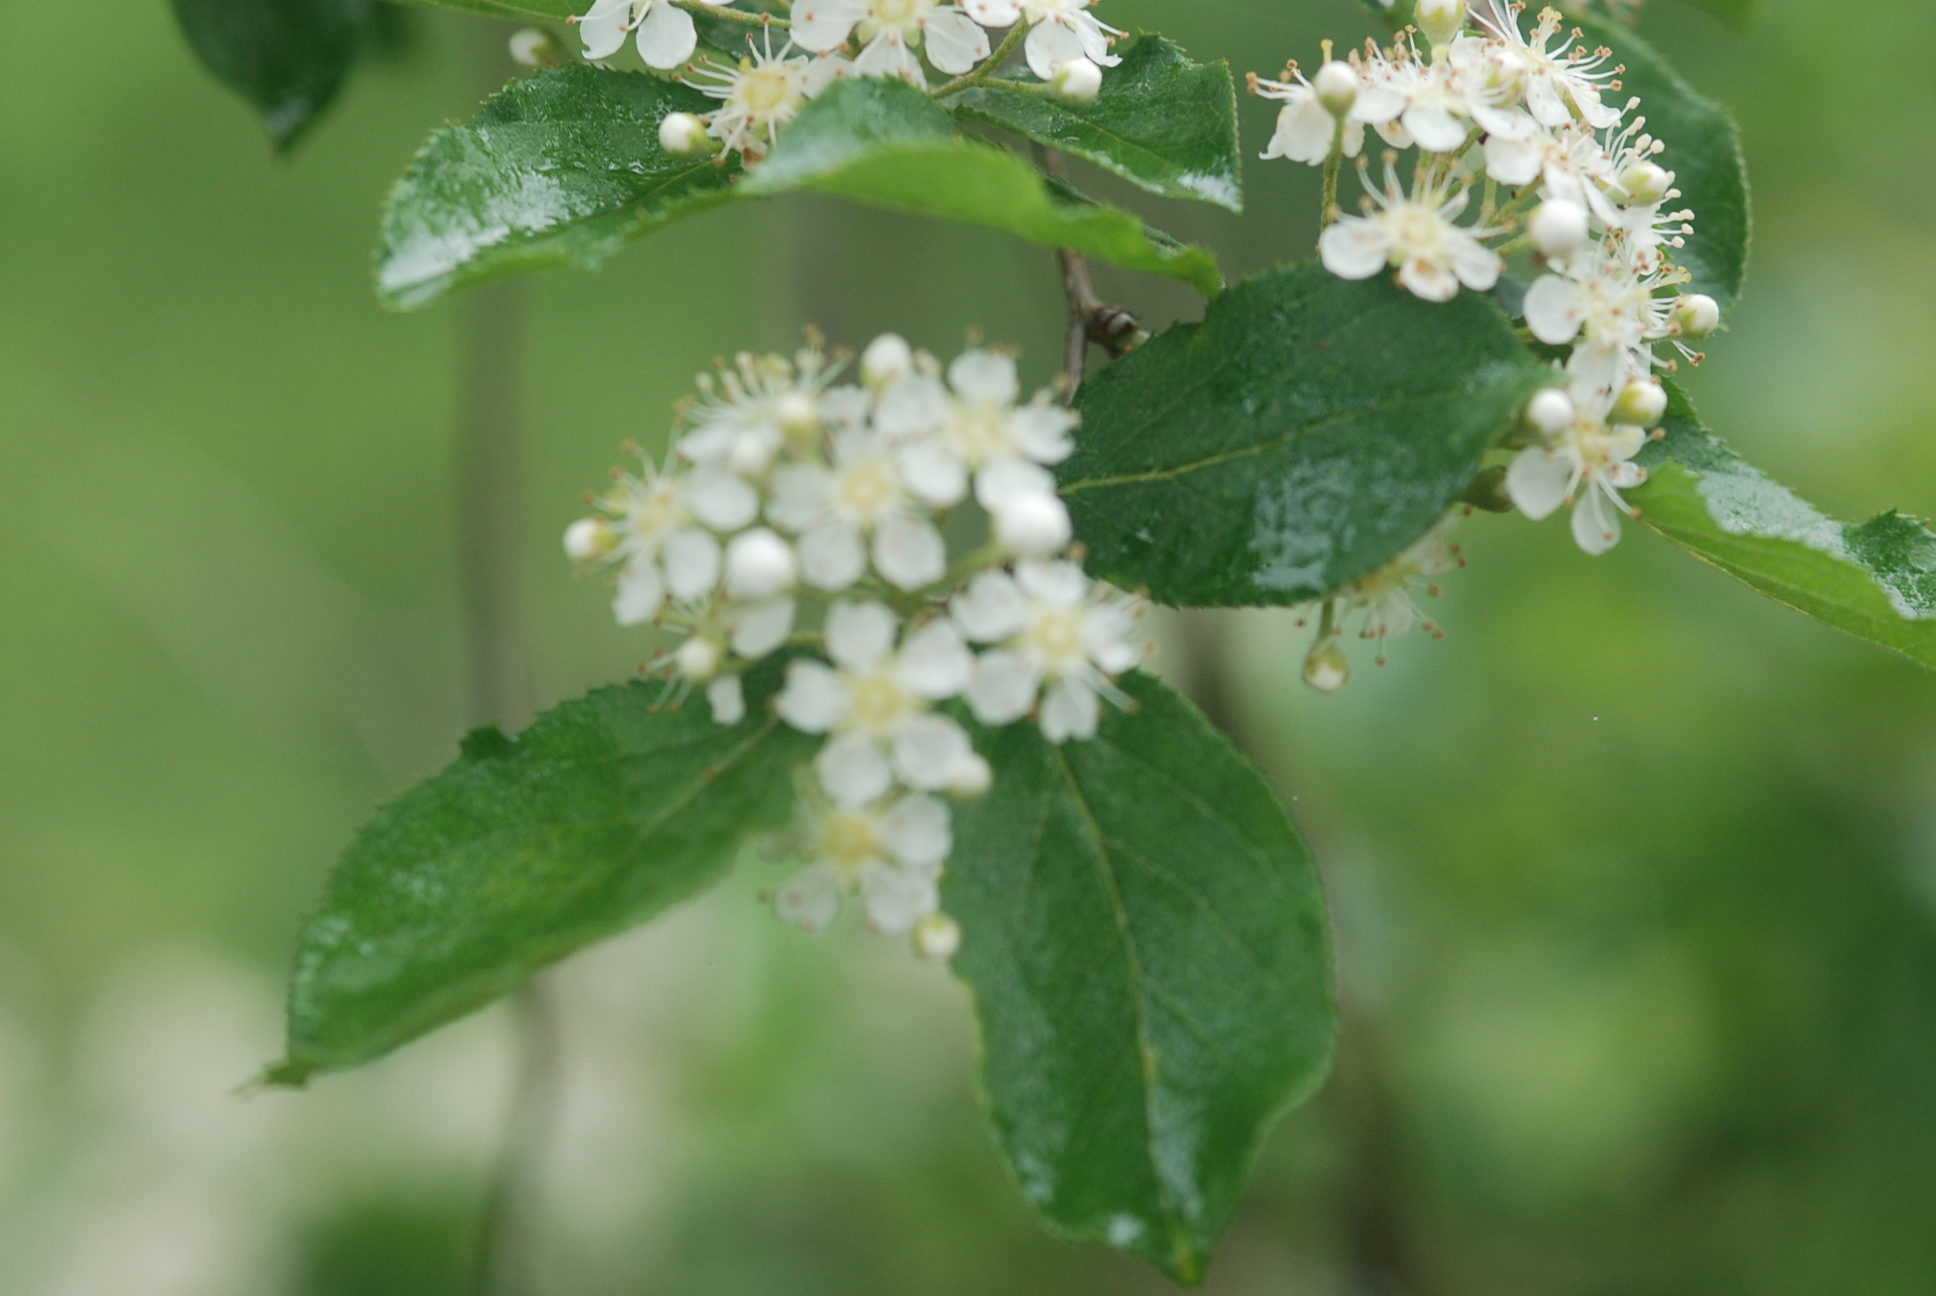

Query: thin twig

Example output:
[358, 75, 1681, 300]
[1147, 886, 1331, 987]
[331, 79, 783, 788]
[930, 20, 1031, 98]
[670, 0, 788, 28]
[1034, 146, 1146, 400]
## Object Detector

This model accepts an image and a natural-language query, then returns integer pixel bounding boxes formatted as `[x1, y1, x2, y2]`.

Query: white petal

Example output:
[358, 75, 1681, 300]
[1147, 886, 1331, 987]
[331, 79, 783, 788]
[1039, 677, 1100, 744]
[1069, 12, 1119, 66]
[1011, 403, 1077, 464]
[1024, 19, 1084, 79]
[803, 52, 850, 97]
[791, 0, 861, 52]
[1082, 605, 1141, 674]
[922, 9, 990, 75]
[685, 467, 759, 531]
[973, 457, 1056, 513]
[1571, 485, 1622, 555]
[1523, 274, 1586, 345]
[614, 559, 664, 626]
[576, 0, 631, 61]
[662, 528, 722, 601]
[731, 597, 795, 658]
[825, 600, 897, 671]
[952, 570, 1027, 643]
[1397, 255, 1460, 303]
[1351, 84, 1407, 125]
[633, 0, 696, 68]
[1403, 104, 1467, 153]
[853, 31, 923, 81]
[1275, 97, 1338, 166]
[1506, 448, 1572, 521]
[1319, 218, 1389, 280]
[896, 620, 974, 699]
[874, 374, 950, 440]
[1483, 134, 1542, 186]
[767, 463, 833, 533]
[966, 650, 1040, 725]
[872, 516, 947, 591]
[775, 864, 842, 933]
[896, 439, 969, 509]
[962, 0, 1021, 26]
[817, 731, 895, 808]
[706, 674, 746, 725]
[1605, 459, 1648, 490]
[878, 794, 952, 871]
[858, 863, 937, 935]
[948, 350, 1020, 406]
[799, 522, 868, 591]
[892, 712, 979, 792]
[1015, 558, 1088, 608]
[777, 660, 848, 733]
[1451, 238, 1503, 291]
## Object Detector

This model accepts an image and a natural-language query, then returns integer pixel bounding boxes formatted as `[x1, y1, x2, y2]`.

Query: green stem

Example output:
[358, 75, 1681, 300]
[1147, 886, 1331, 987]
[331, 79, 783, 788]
[1321, 126, 1344, 233]
[671, 0, 787, 29]
[931, 20, 1031, 98]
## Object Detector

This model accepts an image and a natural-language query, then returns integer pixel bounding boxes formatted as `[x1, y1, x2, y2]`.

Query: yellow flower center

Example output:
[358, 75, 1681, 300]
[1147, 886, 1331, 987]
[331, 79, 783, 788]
[838, 458, 899, 521]
[820, 813, 881, 870]
[872, 0, 924, 23]
[738, 66, 794, 118]
[947, 400, 1010, 463]
[847, 670, 910, 736]
[1028, 607, 1086, 671]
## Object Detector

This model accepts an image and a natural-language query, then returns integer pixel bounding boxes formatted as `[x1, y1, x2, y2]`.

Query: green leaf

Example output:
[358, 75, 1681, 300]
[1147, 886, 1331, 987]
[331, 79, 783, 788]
[1632, 385, 1936, 670]
[268, 667, 819, 1086]
[947, 672, 1335, 1285]
[944, 34, 1243, 211]
[393, 0, 577, 18]
[1578, 14, 1752, 310]
[377, 70, 1221, 310]
[169, 0, 371, 150]
[1676, 0, 1754, 28]
[1058, 264, 1549, 607]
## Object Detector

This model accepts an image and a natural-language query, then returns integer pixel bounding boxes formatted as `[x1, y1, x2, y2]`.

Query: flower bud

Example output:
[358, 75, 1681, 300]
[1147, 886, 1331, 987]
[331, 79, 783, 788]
[1303, 639, 1350, 694]
[564, 517, 615, 562]
[774, 392, 820, 437]
[1414, 0, 1467, 48]
[994, 493, 1073, 558]
[1525, 388, 1575, 438]
[676, 636, 722, 681]
[914, 913, 962, 961]
[706, 674, 746, 725]
[1050, 57, 1103, 103]
[1617, 161, 1671, 205]
[951, 753, 993, 799]
[509, 28, 561, 69]
[728, 431, 779, 477]
[1529, 199, 1590, 257]
[1314, 60, 1359, 116]
[1671, 293, 1720, 338]
[724, 528, 798, 599]
[862, 333, 913, 389]
[1459, 464, 1515, 514]
[658, 112, 715, 159]
[1611, 377, 1668, 427]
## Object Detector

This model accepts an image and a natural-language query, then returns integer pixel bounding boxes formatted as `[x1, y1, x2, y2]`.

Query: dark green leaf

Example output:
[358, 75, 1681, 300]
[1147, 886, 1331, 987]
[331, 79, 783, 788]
[947, 672, 1335, 1285]
[377, 70, 1221, 310]
[944, 34, 1243, 211]
[1632, 384, 1936, 670]
[170, 0, 371, 150]
[1059, 264, 1549, 607]
[268, 667, 818, 1085]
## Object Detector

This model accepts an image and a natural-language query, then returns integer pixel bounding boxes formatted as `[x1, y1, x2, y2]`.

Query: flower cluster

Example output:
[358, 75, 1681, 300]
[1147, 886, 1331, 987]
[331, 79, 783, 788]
[572, 0, 1122, 162]
[1256, 0, 1723, 572]
[566, 335, 1147, 952]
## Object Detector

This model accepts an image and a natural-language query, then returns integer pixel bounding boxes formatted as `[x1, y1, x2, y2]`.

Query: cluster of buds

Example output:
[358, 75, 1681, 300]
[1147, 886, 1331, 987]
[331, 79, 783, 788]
[567, 335, 1148, 953]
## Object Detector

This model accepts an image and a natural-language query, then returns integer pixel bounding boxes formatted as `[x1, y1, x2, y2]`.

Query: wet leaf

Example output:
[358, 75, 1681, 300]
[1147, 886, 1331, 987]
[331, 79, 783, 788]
[170, 0, 371, 150]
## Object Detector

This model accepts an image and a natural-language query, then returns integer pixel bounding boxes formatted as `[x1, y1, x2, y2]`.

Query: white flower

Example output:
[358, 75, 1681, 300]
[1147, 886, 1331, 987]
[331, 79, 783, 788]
[768, 428, 948, 591]
[1332, 517, 1460, 662]
[1506, 387, 1650, 555]
[952, 561, 1143, 743]
[1320, 159, 1503, 302]
[1349, 36, 1536, 157]
[775, 792, 953, 934]
[967, 0, 1123, 81]
[1254, 70, 1363, 167]
[706, 674, 746, 724]
[877, 348, 1076, 518]
[1522, 239, 1682, 403]
[727, 597, 797, 657]
[1468, 1, 1623, 131]
[575, 0, 726, 69]
[777, 601, 984, 803]
[793, 0, 992, 80]
[681, 344, 845, 476]
[590, 457, 745, 626]
[684, 33, 847, 161]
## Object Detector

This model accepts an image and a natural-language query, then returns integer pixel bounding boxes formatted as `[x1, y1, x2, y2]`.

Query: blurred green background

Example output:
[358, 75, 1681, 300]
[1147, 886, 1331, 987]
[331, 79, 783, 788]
[4, 0, 1936, 1291]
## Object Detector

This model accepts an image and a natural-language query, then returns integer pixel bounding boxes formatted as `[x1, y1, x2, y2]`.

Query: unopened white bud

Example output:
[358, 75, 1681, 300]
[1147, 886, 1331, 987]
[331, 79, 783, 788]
[951, 753, 993, 799]
[728, 432, 779, 477]
[706, 674, 746, 725]
[1618, 161, 1671, 205]
[564, 517, 615, 563]
[914, 913, 962, 961]
[1314, 60, 1359, 116]
[509, 28, 560, 69]
[1529, 200, 1590, 257]
[994, 493, 1073, 558]
[1303, 639, 1350, 694]
[658, 112, 714, 158]
[1415, 0, 1467, 48]
[1050, 57, 1103, 103]
[1525, 388, 1575, 437]
[676, 636, 722, 682]
[862, 334, 913, 388]
[774, 392, 820, 437]
[1611, 378, 1668, 427]
[724, 528, 798, 599]
[1672, 293, 1720, 338]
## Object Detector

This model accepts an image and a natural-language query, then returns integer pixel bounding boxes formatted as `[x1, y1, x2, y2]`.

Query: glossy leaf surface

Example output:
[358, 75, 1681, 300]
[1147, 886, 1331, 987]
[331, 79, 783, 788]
[170, 0, 370, 149]
[269, 668, 817, 1085]
[945, 35, 1243, 211]
[1633, 386, 1936, 669]
[1059, 264, 1548, 607]
[947, 673, 1335, 1284]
